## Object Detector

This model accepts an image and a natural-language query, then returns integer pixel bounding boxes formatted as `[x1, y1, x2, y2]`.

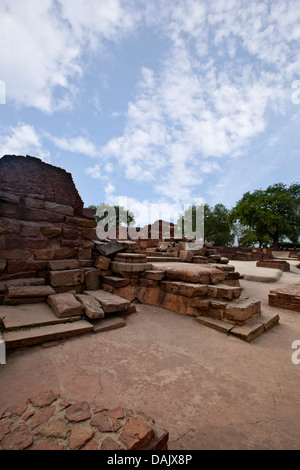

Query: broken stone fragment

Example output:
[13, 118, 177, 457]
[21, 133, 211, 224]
[47, 292, 83, 318]
[75, 294, 105, 319]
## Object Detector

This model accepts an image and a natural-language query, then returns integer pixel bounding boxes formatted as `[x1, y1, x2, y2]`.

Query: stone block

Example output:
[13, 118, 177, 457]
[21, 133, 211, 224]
[80, 228, 96, 239]
[111, 261, 150, 273]
[47, 259, 80, 271]
[0, 259, 6, 271]
[94, 240, 124, 258]
[75, 294, 104, 319]
[0, 218, 20, 234]
[20, 222, 41, 238]
[41, 227, 62, 238]
[225, 299, 261, 324]
[24, 197, 44, 209]
[47, 293, 83, 318]
[95, 256, 111, 270]
[0, 191, 20, 205]
[63, 228, 80, 239]
[5, 285, 55, 299]
[45, 201, 74, 216]
[65, 216, 96, 228]
[102, 276, 130, 288]
[49, 269, 84, 287]
[35, 249, 55, 261]
[54, 248, 78, 260]
[21, 206, 65, 223]
[0, 202, 18, 218]
[84, 289, 131, 313]
[0, 249, 30, 260]
[85, 269, 100, 290]
[81, 208, 96, 219]
[179, 250, 194, 263]
[142, 270, 166, 281]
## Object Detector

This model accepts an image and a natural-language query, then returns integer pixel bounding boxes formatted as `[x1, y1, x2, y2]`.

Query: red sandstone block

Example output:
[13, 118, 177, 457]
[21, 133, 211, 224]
[21, 206, 65, 223]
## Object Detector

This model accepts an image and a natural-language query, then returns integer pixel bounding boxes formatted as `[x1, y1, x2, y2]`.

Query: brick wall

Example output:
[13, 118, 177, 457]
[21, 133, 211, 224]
[0, 155, 96, 284]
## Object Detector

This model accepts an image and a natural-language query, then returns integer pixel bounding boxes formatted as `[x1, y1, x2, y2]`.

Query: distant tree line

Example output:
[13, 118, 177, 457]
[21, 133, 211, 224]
[90, 182, 300, 248]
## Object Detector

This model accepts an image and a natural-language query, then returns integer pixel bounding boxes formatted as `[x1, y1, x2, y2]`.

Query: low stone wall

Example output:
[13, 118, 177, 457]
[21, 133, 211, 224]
[256, 260, 290, 272]
[0, 390, 168, 450]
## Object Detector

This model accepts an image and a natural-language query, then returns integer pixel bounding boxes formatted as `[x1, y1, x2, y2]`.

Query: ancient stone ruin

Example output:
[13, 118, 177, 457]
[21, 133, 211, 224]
[0, 154, 279, 355]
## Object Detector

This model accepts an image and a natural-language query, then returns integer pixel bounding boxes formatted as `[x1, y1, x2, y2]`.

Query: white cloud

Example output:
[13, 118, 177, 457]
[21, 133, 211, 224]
[0, 123, 50, 162]
[0, 0, 139, 112]
[50, 135, 98, 157]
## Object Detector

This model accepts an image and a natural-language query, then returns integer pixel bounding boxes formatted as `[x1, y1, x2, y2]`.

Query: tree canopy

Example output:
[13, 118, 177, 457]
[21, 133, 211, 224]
[228, 183, 300, 248]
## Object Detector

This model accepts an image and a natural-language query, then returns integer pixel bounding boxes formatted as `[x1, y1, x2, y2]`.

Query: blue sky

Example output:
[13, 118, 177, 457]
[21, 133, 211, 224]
[0, 0, 300, 226]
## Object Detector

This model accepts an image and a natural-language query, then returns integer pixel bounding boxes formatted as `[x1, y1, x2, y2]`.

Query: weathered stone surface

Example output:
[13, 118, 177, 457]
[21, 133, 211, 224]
[230, 322, 265, 342]
[120, 417, 154, 450]
[30, 390, 57, 408]
[92, 316, 126, 333]
[95, 255, 111, 270]
[47, 293, 83, 318]
[35, 249, 54, 260]
[101, 276, 130, 288]
[45, 201, 74, 216]
[224, 299, 261, 324]
[22, 206, 65, 223]
[160, 281, 208, 298]
[0, 249, 30, 260]
[36, 418, 69, 439]
[80, 227, 96, 239]
[41, 227, 62, 238]
[75, 294, 105, 319]
[24, 196, 44, 209]
[207, 285, 242, 300]
[115, 253, 147, 263]
[65, 216, 96, 228]
[111, 261, 150, 273]
[63, 228, 80, 239]
[53, 248, 78, 260]
[49, 269, 84, 287]
[3, 320, 93, 349]
[5, 285, 55, 299]
[84, 290, 131, 313]
[69, 425, 94, 450]
[31, 405, 56, 429]
[85, 269, 100, 290]
[142, 270, 166, 281]
[101, 436, 123, 450]
[65, 401, 91, 423]
[20, 222, 41, 237]
[0, 259, 6, 271]
[195, 316, 234, 333]
[179, 250, 194, 263]
[47, 259, 79, 271]
[90, 411, 113, 432]
[82, 207, 96, 219]
[94, 239, 124, 258]
[6, 400, 29, 416]
[32, 440, 64, 450]
[1, 425, 33, 450]
[0, 218, 20, 235]
[0, 191, 20, 205]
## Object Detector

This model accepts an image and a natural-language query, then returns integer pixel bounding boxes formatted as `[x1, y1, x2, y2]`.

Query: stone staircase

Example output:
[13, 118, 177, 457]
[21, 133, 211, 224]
[101, 257, 279, 342]
[0, 278, 135, 351]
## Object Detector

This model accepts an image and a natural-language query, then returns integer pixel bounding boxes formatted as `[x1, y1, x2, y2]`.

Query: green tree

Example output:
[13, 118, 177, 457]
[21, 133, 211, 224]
[88, 203, 135, 227]
[229, 183, 300, 249]
[177, 203, 234, 246]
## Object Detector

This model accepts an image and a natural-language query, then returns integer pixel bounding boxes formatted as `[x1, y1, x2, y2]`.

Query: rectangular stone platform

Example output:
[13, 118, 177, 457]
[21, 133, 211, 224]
[269, 283, 300, 312]
[3, 320, 94, 349]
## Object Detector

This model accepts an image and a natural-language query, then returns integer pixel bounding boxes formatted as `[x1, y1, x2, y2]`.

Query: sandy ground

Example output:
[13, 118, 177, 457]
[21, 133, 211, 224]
[0, 261, 300, 450]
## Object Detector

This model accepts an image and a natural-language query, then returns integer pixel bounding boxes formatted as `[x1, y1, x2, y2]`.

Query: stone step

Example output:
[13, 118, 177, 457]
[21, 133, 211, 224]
[111, 261, 151, 273]
[195, 312, 279, 342]
[92, 316, 126, 333]
[4, 285, 56, 304]
[206, 284, 242, 300]
[101, 276, 130, 288]
[3, 320, 94, 349]
[84, 289, 131, 313]
[224, 298, 261, 325]
[146, 257, 181, 262]
[1, 302, 81, 330]
[160, 281, 208, 298]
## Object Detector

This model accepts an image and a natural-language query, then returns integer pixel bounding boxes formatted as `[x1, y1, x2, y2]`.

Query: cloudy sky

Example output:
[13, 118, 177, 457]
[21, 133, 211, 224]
[0, 0, 299, 225]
